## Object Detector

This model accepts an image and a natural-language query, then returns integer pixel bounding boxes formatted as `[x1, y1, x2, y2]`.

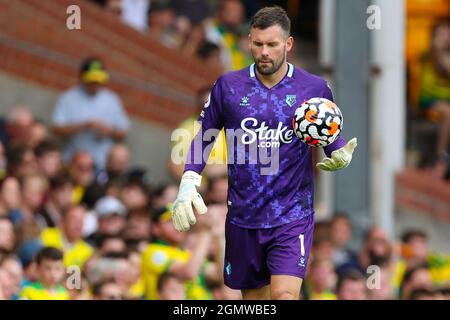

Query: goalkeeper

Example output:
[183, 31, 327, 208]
[172, 6, 357, 300]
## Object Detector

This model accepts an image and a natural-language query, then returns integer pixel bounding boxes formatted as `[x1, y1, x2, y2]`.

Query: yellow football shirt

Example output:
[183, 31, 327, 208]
[141, 242, 212, 300]
[19, 282, 70, 300]
[40, 227, 94, 268]
[172, 116, 227, 165]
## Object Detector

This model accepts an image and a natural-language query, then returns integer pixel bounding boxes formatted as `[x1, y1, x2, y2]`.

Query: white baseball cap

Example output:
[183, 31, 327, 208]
[94, 196, 127, 218]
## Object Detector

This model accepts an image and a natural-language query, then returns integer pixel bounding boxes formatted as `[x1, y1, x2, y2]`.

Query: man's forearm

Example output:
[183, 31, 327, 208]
[52, 124, 87, 137]
[110, 128, 127, 141]
[182, 231, 212, 280]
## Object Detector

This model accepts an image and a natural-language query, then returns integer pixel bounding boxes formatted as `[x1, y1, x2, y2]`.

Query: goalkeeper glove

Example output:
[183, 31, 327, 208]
[172, 171, 208, 232]
[316, 137, 358, 171]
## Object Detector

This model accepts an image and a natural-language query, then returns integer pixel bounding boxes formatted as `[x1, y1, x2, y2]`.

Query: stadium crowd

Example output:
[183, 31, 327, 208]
[1, 90, 449, 300]
[91, 0, 255, 72]
[0, 0, 449, 301]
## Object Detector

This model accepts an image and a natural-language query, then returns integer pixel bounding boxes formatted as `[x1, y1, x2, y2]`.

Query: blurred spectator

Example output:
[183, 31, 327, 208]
[40, 205, 94, 268]
[204, 0, 249, 71]
[418, 20, 450, 178]
[97, 143, 130, 185]
[336, 270, 368, 300]
[34, 139, 62, 180]
[0, 106, 33, 147]
[399, 264, 433, 300]
[16, 239, 43, 286]
[98, 235, 127, 256]
[28, 120, 49, 150]
[196, 41, 224, 72]
[311, 222, 335, 262]
[141, 205, 214, 299]
[330, 213, 358, 270]
[399, 230, 429, 268]
[123, 208, 152, 247]
[148, 1, 179, 48]
[367, 266, 396, 300]
[168, 86, 227, 180]
[126, 248, 145, 298]
[16, 174, 48, 225]
[180, 23, 207, 57]
[0, 254, 24, 299]
[394, 229, 450, 288]
[81, 143, 131, 209]
[151, 183, 178, 209]
[86, 196, 128, 247]
[19, 247, 69, 300]
[205, 174, 228, 205]
[37, 171, 74, 229]
[93, 279, 123, 300]
[0, 268, 14, 300]
[104, 0, 123, 17]
[0, 176, 21, 220]
[121, 0, 150, 32]
[337, 226, 392, 277]
[5, 143, 38, 179]
[120, 180, 150, 211]
[67, 273, 91, 300]
[95, 252, 132, 296]
[52, 57, 130, 170]
[0, 218, 15, 253]
[69, 151, 95, 204]
[157, 272, 186, 300]
[304, 257, 337, 300]
[171, 0, 210, 25]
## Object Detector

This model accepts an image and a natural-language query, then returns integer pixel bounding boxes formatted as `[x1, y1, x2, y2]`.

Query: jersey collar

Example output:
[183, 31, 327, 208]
[249, 62, 294, 78]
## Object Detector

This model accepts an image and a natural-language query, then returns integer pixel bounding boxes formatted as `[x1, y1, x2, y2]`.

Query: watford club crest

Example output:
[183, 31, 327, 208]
[285, 94, 297, 107]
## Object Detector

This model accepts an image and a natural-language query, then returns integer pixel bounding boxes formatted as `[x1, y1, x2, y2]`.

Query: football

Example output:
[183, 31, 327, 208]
[292, 97, 343, 147]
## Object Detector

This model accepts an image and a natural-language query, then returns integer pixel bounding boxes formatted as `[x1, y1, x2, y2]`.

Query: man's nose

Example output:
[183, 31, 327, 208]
[261, 46, 269, 56]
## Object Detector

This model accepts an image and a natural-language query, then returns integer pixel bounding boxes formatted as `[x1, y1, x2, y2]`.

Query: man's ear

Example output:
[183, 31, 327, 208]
[286, 36, 294, 52]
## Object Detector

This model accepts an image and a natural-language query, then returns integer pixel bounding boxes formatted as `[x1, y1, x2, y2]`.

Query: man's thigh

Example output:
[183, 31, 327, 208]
[266, 214, 315, 280]
[223, 221, 271, 290]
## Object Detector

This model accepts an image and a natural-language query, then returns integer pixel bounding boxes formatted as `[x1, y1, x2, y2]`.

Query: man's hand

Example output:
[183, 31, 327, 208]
[87, 120, 113, 138]
[172, 171, 208, 232]
[317, 137, 357, 171]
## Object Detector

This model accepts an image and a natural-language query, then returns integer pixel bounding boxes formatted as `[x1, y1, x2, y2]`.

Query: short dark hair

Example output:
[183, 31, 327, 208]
[49, 170, 72, 190]
[250, 6, 291, 37]
[35, 247, 63, 265]
[34, 139, 60, 158]
[197, 41, 220, 60]
[336, 269, 365, 292]
[401, 230, 427, 243]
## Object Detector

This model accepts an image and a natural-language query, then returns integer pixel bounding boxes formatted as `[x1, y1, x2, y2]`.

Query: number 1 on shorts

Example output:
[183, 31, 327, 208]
[299, 234, 305, 257]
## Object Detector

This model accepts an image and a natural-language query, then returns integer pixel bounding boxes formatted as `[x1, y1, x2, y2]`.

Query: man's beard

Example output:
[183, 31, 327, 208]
[254, 56, 285, 76]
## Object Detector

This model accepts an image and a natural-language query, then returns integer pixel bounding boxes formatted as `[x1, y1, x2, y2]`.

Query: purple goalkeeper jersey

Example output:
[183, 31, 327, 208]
[185, 63, 346, 229]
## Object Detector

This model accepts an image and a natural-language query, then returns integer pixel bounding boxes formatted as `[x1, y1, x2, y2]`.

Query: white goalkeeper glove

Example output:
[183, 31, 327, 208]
[317, 137, 358, 171]
[172, 171, 208, 232]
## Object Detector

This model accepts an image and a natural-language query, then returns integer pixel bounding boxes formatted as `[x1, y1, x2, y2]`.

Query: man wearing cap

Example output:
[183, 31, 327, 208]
[52, 57, 130, 170]
[85, 196, 128, 248]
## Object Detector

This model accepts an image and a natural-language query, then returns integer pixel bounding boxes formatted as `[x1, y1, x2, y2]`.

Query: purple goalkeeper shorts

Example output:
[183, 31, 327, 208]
[223, 214, 315, 290]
